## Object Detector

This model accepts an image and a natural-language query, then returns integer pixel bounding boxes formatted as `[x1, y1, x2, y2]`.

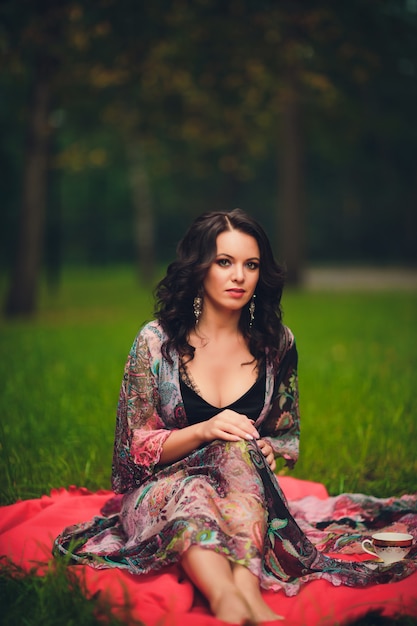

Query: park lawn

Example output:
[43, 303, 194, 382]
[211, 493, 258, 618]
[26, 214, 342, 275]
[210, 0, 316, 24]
[1, 265, 416, 505]
[1, 266, 417, 626]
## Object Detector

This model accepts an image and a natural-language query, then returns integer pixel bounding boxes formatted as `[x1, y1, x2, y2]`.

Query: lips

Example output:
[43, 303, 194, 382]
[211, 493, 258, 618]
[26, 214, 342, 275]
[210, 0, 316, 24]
[226, 289, 245, 297]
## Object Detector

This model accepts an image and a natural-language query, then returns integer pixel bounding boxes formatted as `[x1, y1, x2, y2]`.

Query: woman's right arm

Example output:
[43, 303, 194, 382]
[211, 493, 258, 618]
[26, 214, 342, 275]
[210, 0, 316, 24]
[112, 328, 173, 492]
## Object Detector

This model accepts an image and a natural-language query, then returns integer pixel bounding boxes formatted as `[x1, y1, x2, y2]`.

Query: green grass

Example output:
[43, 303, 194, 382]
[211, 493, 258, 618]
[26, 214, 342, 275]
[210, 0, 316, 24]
[283, 290, 417, 496]
[0, 267, 156, 503]
[0, 266, 416, 625]
[1, 266, 416, 502]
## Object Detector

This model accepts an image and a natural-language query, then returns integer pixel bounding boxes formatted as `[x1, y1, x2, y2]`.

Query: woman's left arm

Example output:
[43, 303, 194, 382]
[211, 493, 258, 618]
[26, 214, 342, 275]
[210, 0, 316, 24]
[257, 341, 300, 470]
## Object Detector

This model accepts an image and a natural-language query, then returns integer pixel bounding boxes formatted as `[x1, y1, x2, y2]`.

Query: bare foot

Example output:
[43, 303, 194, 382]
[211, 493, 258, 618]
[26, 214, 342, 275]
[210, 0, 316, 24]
[211, 587, 255, 624]
[231, 564, 284, 623]
[249, 599, 284, 623]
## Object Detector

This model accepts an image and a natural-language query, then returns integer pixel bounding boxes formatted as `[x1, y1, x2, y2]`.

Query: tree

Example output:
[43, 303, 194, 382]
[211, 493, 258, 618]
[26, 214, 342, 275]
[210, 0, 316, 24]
[3, 0, 416, 317]
[2, 1, 64, 316]
[5, 57, 53, 316]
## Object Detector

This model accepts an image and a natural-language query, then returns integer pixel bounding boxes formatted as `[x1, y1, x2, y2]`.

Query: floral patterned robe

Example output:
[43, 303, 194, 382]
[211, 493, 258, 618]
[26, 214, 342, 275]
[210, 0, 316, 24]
[54, 321, 417, 596]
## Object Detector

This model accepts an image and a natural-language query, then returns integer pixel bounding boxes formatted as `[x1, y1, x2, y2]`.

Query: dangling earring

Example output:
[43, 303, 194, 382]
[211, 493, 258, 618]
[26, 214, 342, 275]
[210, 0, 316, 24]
[193, 296, 202, 324]
[249, 294, 256, 327]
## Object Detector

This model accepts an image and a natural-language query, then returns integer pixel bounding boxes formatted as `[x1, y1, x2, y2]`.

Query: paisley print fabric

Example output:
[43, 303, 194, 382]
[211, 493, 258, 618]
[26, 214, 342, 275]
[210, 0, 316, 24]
[54, 321, 417, 595]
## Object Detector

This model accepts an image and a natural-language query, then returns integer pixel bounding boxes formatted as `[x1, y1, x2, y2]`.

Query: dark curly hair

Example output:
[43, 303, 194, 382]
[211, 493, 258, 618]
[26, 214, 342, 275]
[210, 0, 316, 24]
[154, 209, 286, 367]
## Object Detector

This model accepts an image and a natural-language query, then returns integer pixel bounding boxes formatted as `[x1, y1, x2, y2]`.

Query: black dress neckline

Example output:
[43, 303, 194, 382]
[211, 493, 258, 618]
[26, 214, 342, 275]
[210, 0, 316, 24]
[180, 361, 266, 425]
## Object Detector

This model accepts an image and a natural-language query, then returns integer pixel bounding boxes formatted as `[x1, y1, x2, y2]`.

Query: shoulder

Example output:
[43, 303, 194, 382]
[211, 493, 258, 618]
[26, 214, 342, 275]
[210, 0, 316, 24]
[138, 320, 167, 342]
[266, 325, 297, 372]
[134, 320, 167, 350]
[133, 320, 172, 364]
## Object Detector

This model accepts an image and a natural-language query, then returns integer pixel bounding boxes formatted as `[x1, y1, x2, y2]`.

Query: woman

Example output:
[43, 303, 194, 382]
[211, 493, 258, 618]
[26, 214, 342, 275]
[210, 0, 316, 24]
[54, 209, 415, 625]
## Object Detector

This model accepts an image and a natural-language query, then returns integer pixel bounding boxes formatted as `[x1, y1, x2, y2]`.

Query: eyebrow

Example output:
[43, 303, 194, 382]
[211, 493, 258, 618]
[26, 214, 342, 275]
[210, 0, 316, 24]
[215, 253, 260, 261]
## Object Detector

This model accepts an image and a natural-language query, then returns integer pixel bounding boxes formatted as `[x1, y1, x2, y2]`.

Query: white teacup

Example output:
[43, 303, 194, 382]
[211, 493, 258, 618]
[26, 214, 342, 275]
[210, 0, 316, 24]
[361, 532, 413, 564]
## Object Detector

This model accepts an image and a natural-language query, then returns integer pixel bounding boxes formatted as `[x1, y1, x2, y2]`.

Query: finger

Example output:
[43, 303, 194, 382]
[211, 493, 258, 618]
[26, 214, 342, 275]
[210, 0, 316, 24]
[216, 432, 242, 442]
[258, 440, 271, 455]
[214, 422, 256, 441]
[227, 422, 259, 440]
[221, 411, 259, 439]
[236, 420, 259, 439]
[258, 440, 276, 470]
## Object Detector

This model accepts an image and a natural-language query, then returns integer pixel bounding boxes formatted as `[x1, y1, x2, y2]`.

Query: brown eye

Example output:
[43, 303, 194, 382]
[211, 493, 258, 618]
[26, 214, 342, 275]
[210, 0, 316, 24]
[216, 258, 231, 267]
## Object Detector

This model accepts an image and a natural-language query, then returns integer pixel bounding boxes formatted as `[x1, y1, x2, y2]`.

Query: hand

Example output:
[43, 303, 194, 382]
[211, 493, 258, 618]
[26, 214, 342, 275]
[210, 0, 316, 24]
[257, 439, 276, 471]
[197, 409, 260, 444]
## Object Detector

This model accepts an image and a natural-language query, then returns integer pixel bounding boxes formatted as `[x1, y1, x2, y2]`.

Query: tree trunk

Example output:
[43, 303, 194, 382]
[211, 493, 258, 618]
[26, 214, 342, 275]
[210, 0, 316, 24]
[4, 61, 51, 317]
[127, 138, 155, 284]
[277, 71, 306, 286]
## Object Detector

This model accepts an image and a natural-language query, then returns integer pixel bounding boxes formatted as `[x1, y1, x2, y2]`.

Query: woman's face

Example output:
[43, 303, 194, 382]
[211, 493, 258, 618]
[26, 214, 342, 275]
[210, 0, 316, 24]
[202, 229, 260, 315]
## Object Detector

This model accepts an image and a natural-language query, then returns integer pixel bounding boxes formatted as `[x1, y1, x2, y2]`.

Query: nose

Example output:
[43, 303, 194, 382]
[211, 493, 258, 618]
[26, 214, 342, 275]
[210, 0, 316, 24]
[232, 264, 244, 283]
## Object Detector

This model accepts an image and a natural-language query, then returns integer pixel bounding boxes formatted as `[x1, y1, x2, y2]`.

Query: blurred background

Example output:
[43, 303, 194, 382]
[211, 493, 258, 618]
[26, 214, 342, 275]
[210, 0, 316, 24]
[1, 0, 417, 317]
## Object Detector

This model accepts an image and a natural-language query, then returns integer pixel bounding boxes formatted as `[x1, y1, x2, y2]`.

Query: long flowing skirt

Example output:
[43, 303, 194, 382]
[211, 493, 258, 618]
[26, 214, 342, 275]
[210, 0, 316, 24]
[54, 440, 417, 596]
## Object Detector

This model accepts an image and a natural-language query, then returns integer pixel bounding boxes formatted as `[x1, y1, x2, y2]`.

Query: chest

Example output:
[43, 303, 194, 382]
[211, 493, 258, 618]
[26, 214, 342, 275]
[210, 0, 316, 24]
[185, 342, 258, 408]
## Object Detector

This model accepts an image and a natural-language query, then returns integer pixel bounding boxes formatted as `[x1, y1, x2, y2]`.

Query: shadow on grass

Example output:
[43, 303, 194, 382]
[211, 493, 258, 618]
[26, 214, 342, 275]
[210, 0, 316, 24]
[1, 557, 417, 626]
[0, 558, 144, 626]
[345, 611, 417, 626]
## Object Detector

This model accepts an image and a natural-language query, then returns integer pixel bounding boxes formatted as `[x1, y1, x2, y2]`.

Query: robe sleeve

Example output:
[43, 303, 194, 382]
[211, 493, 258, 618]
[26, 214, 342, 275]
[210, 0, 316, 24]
[111, 329, 174, 493]
[258, 340, 300, 469]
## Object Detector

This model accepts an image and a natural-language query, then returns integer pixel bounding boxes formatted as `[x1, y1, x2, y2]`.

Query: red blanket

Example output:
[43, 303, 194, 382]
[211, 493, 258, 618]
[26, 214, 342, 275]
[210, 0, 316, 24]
[1, 478, 416, 625]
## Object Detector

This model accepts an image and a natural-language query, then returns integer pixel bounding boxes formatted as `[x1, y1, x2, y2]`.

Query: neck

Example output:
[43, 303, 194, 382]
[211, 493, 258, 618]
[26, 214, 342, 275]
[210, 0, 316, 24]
[195, 308, 242, 339]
